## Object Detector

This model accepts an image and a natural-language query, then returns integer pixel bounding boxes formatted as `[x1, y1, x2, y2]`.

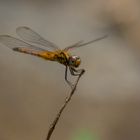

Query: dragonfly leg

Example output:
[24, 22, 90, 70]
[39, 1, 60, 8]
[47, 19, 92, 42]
[65, 66, 74, 89]
[69, 67, 85, 76]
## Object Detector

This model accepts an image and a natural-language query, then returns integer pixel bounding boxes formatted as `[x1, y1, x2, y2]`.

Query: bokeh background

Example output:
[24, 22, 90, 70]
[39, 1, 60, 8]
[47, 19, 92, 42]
[0, 0, 140, 140]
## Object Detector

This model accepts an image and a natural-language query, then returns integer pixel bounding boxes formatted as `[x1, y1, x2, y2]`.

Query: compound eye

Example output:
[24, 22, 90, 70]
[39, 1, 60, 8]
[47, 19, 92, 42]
[69, 55, 81, 67]
[69, 56, 76, 65]
[70, 58, 75, 64]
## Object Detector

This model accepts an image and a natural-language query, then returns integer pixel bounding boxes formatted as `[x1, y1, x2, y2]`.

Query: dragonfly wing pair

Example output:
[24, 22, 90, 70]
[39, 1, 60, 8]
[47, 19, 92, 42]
[64, 34, 108, 51]
[16, 26, 60, 51]
[0, 26, 108, 54]
[0, 26, 61, 56]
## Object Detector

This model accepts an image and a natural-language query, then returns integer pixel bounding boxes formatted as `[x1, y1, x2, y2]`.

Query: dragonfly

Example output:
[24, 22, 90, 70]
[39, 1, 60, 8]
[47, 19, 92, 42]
[0, 26, 107, 88]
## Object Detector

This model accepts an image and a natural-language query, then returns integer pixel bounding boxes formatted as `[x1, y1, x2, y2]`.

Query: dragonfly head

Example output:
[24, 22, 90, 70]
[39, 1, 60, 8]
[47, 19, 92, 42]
[69, 55, 81, 68]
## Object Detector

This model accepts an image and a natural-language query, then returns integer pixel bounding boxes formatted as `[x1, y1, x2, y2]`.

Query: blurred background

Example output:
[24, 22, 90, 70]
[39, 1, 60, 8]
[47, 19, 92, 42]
[0, 0, 140, 140]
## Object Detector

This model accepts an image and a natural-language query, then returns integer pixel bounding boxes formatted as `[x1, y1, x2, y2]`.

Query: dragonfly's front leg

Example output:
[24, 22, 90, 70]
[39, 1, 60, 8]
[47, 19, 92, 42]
[69, 67, 85, 76]
[65, 66, 85, 88]
[65, 66, 74, 89]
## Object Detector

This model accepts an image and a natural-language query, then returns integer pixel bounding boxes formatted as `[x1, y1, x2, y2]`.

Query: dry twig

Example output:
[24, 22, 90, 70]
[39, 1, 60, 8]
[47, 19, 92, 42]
[46, 69, 85, 140]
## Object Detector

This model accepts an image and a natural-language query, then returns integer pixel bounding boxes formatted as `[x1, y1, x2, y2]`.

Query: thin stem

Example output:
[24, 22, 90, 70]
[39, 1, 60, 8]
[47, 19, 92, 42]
[46, 69, 85, 140]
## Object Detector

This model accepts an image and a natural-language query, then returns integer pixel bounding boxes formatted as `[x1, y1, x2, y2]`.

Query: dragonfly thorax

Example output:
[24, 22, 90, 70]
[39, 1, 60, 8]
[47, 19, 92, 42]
[68, 55, 81, 68]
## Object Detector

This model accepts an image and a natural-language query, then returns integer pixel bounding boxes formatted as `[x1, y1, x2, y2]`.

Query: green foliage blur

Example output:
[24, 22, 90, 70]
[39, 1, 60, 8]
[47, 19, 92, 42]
[73, 130, 98, 140]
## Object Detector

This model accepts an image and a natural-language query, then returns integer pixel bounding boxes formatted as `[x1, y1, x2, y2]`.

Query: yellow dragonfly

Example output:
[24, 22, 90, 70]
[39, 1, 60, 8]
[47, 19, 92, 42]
[0, 26, 107, 88]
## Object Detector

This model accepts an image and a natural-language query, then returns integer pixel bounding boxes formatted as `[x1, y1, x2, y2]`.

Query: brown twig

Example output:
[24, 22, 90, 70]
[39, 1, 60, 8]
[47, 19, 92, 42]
[46, 69, 85, 140]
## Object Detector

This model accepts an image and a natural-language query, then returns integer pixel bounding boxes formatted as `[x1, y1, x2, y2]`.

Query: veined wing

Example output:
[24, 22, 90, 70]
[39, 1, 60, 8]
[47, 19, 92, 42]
[64, 34, 108, 51]
[16, 26, 60, 51]
[0, 35, 46, 51]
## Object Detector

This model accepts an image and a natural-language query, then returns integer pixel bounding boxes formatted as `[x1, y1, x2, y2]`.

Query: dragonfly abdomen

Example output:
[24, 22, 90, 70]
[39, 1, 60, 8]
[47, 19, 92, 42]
[13, 47, 41, 57]
[13, 48, 56, 61]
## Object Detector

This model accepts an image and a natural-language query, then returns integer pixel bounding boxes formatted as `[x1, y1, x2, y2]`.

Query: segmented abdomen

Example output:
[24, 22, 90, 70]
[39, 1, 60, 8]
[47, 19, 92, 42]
[13, 48, 69, 66]
[13, 47, 57, 61]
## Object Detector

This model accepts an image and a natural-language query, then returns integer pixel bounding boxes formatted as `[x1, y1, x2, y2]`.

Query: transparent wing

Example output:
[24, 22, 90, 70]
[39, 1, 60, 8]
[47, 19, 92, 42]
[16, 26, 60, 50]
[64, 35, 108, 51]
[0, 35, 46, 51]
